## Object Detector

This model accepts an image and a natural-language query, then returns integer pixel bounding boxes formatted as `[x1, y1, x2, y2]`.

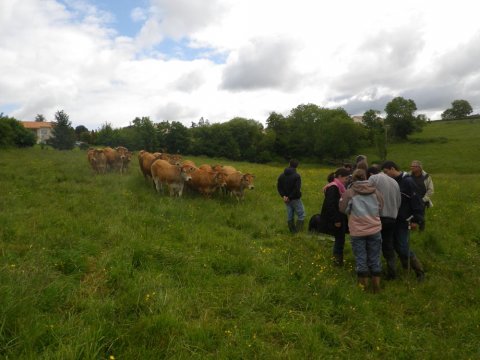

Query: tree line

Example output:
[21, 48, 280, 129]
[1, 98, 475, 162]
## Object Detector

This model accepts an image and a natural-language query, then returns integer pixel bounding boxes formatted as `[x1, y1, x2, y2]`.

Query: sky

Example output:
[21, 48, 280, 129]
[1, 0, 479, 130]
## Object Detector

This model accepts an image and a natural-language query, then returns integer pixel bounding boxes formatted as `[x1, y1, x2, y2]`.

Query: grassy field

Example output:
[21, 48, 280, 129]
[1, 120, 480, 359]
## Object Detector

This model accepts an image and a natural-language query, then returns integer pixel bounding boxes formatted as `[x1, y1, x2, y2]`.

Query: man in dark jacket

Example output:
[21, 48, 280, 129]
[277, 159, 306, 233]
[382, 161, 426, 281]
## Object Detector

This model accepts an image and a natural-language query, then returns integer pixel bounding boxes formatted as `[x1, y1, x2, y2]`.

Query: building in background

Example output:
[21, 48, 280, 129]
[21, 121, 53, 144]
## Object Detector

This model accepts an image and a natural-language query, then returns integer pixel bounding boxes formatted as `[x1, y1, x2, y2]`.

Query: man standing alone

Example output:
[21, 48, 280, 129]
[277, 159, 306, 233]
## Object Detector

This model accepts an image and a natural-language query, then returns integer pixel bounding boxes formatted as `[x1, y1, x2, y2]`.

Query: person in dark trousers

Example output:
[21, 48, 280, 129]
[381, 161, 426, 282]
[319, 167, 351, 266]
[277, 159, 306, 233]
[409, 160, 434, 231]
[367, 166, 401, 280]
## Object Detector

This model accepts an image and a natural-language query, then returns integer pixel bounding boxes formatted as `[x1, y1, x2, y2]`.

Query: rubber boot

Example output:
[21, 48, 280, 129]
[399, 256, 409, 270]
[296, 219, 304, 233]
[410, 256, 425, 282]
[287, 220, 297, 234]
[357, 276, 369, 290]
[371, 276, 381, 294]
[385, 257, 397, 280]
[333, 253, 344, 267]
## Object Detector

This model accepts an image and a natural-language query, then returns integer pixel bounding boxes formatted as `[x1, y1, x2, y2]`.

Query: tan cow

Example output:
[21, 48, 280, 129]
[115, 146, 132, 174]
[103, 147, 121, 172]
[151, 159, 196, 197]
[198, 164, 213, 171]
[182, 160, 197, 167]
[87, 148, 107, 174]
[187, 169, 227, 197]
[225, 172, 255, 200]
[138, 151, 163, 182]
[212, 165, 237, 176]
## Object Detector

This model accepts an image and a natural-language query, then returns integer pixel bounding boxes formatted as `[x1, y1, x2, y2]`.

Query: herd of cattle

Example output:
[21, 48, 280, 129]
[87, 147, 255, 200]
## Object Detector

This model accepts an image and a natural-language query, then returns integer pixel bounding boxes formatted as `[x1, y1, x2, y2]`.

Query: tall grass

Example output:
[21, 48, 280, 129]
[1, 120, 479, 358]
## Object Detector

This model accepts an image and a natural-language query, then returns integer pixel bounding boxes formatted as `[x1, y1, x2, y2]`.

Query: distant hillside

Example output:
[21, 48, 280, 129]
[360, 118, 480, 174]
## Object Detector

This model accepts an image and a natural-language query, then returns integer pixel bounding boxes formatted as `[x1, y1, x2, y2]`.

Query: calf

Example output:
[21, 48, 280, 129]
[151, 159, 196, 197]
[188, 169, 227, 197]
[225, 172, 255, 200]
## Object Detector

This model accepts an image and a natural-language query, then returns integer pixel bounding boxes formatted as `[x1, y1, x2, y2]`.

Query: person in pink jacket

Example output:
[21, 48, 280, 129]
[340, 169, 384, 293]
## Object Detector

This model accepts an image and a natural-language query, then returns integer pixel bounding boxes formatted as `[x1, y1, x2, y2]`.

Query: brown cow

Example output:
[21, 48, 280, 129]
[151, 159, 196, 197]
[139, 151, 163, 182]
[103, 147, 121, 172]
[212, 165, 237, 176]
[187, 169, 227, 197]
[87, 148, 107, 174]
[182, 160, 197, 168]
[115, 146, 132, 174]
[198, 164, 213, 171]
[225, 172, 255, 200]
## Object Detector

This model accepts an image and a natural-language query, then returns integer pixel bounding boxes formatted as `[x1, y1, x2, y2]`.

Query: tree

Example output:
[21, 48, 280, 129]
[384, 97, 424, 140]
[35, 114, 46, 122]
[441, 99, 473, 120]
[47, 110, 76, 150]
[362, 109, 387, 160]
[0, 114, 36, 148]
[75, 125, 89, 141]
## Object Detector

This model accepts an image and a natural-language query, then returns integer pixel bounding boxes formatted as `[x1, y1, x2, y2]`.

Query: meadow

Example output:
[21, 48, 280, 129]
[1, 119, 479, 359]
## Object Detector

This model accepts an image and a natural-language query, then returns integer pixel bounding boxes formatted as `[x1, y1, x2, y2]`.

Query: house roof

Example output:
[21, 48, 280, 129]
[22, 121, 53, 129]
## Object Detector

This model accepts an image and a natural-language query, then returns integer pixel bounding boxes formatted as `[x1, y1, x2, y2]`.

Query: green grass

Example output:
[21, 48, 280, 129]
[1, 120, 480, 359]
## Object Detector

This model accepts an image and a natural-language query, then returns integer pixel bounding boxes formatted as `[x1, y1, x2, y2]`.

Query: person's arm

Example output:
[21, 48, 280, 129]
[339, 190, 352, 215]
[423, 175, 434, 203]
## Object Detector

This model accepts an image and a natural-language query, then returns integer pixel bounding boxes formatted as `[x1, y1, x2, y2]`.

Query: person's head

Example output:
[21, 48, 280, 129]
[289, 159, 299, 168]
[352, 169, 367, 181]
[410, 160, 423, 176]
[367, 166, 380, 178]
[355, 155, 367, 164]
[334, 167, 351, 185]
[343, 163, 353, 172]
[327, 172, 335, 183]
[381, 160, 400, 178]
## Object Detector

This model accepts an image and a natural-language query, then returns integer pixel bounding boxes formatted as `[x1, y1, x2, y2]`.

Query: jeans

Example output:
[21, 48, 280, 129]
[350, 232, 383, 276]
[393, 219, 416, 262]
[285, 199, 305, 222]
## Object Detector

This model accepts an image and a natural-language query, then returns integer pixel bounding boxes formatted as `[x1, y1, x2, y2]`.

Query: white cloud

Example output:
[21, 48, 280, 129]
[1, 0, 480, 131]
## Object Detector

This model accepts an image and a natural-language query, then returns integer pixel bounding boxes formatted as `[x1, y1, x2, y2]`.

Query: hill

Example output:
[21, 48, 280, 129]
[357, 118, 480, 174]
[0, 120, 479, 358]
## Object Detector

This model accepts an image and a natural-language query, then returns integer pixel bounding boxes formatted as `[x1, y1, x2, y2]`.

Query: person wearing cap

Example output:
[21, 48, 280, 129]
[381, 161, 426, 282]
[277, 159, 306, 233]
[409, 160, 434, 209]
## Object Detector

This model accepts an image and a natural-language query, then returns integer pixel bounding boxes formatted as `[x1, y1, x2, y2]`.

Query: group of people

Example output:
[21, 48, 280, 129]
[277, 156, 434, 293]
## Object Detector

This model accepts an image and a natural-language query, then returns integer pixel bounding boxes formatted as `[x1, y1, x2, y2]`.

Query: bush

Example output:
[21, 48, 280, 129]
[0, 115, 36, 148]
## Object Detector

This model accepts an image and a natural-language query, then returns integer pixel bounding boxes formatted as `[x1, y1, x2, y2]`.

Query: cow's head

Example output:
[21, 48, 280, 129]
[180, 165, 196, 182]
[242, 173, 255, 190]
[214, 172, 227, 187]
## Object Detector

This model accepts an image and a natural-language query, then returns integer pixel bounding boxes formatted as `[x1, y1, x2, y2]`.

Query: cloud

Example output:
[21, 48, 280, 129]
[221, 37, 300, 91]
[131, 7, 147, 22]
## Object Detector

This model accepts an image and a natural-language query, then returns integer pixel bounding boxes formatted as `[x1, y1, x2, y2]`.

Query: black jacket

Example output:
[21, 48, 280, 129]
[318, 184, 347, 235]
[277, 167, 302, 200]
[393, 172, 425, 224]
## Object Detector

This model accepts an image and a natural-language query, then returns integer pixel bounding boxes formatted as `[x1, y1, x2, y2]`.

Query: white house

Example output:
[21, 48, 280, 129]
[22, 121, 53, 143]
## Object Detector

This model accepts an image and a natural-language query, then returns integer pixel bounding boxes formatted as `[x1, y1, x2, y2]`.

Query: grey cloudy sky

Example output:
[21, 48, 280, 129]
[1, 0, 479, 129]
